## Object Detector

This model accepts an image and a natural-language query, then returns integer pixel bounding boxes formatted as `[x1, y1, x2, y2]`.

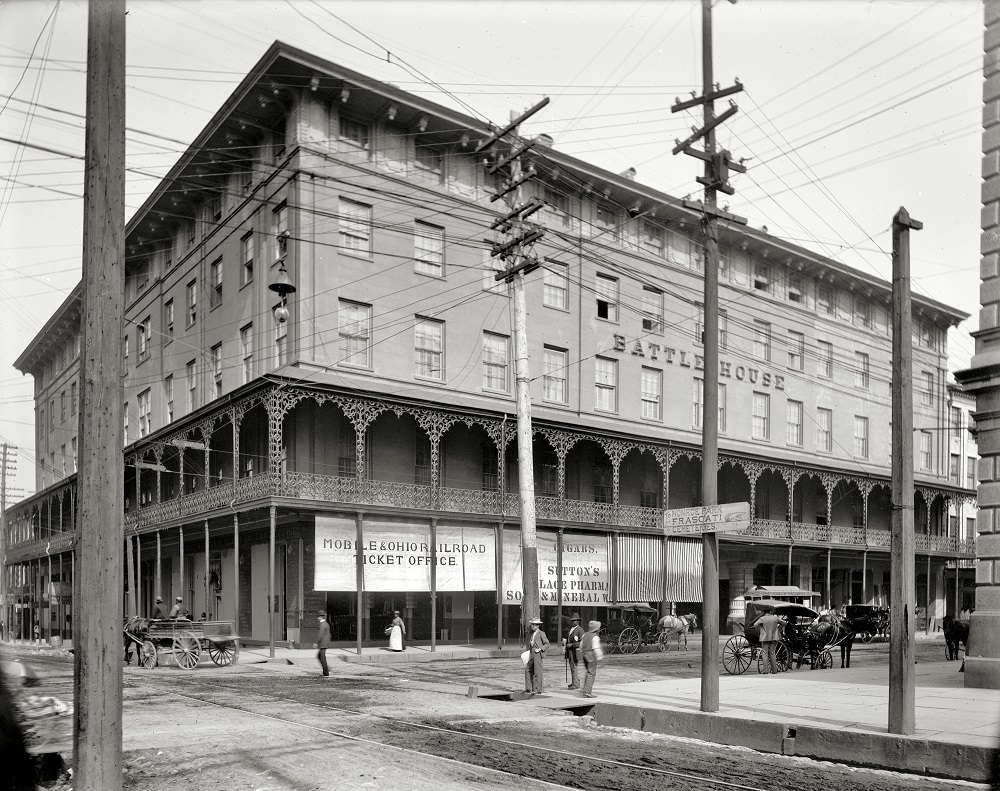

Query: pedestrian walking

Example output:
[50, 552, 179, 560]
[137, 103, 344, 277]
[580, 620, 603, 698]
[386, 611, 404, 651]
[752, 610, 786, 674]
[563, 613, 584, 689]
[315, 611, 331, 676]
[391, 609, 406, 651]
[523, 616, 549, 694]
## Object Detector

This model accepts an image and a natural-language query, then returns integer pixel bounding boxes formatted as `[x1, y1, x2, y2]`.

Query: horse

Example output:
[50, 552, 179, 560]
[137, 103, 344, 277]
[657, 613, 697, 650]
[943, 615, 970, 661]
[123, 616, 149, 665]
[812, 612, 855, 668]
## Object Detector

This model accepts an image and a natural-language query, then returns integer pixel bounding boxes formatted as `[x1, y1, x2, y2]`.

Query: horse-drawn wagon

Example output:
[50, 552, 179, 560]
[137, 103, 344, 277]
[124, 616, 239, 670]
[844, 604, 889, 643]
[722, 600, 830, 674]
[600, 604, 659, 654]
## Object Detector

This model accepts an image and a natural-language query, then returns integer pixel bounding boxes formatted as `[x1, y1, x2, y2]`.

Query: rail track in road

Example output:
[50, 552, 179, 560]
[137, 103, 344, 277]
[143, 674, 769, 791]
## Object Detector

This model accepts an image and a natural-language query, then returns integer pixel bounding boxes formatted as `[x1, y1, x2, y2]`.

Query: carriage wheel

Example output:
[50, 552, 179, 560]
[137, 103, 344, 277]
[208, 640, 236, 667]
[657, 632, 672, 652]
[722, 635, 752, 675]
[758, 642, 791, 673]
[860, 630, 874, 644]
[139, 640, 158, 669]
[599, 629, 617, 654]
[818, 650, 833, 670]
[173, 632, 202, 670]
[618, 627, 641, 655]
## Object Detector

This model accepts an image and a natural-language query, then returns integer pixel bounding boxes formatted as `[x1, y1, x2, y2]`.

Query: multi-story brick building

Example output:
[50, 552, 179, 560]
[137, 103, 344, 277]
[3, 42, 976, 650]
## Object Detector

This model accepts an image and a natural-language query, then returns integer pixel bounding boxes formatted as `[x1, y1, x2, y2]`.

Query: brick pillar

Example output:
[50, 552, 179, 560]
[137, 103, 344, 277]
[955, 0, 1000, 688]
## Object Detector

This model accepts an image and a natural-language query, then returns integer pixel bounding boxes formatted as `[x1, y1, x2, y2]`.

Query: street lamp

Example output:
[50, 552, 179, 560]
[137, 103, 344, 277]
[268, 232, 295, 325]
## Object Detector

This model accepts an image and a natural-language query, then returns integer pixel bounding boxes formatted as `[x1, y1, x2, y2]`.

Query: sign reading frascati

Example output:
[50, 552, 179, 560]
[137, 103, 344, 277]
[662, 502, 750, 536]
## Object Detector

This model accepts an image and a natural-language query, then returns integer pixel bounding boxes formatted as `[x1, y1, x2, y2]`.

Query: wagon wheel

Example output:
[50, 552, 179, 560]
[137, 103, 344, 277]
[618, 627, 641, 655]
[173, 631, 202, 670]
[139, 640, 158, 669]
[657, 631, 672, 652]
[722, 635, 752, 675]
[599, 628, 618, 654]
[208, 640, 236, 667]
[818, 650, 833, 670]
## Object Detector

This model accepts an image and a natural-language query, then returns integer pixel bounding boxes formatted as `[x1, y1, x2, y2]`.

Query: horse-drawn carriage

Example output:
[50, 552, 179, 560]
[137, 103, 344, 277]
[123, 616, 239, 670]
[598, 604, 697, 654]
[722, 600, 834, 674]
[844, 604, 889, 643]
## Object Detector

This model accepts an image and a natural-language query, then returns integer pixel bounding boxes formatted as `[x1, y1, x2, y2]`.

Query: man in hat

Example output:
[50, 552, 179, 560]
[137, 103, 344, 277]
[150, 596, 168, 621]
[168, 596, 185, 620]
[315, 611, 331, 676]
[580, 620, 603, 698]
[563, 613, 584, 689]
[524, 616, 549, 695]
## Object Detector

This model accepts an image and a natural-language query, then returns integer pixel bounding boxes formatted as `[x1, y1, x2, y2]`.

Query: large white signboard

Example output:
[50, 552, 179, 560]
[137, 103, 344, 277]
[501, 529, 610, 606]
[314, 516, 495, 592]
[662, 502, 750, 536]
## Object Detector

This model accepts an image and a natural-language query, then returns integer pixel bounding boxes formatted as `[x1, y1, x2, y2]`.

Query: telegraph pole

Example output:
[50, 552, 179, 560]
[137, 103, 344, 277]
[478, 98, 549, 636]
[75, 1, 126, 787]
[890, 207, 920, 735]
[672, 0, 746, 713]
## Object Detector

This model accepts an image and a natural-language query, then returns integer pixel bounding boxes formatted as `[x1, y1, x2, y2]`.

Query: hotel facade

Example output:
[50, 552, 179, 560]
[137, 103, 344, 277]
[3, 43, 976, 650]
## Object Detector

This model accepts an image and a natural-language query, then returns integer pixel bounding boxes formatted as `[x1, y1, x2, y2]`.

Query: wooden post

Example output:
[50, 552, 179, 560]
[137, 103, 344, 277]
[232, 513, 240, 663]
[73, 0, 126, 785]
[155, 531, 161, 599]
[268, 506, 276, 658]
[125, 534, 136, 618]
[890, 206, 920, 735]
[355, 511, 364, 655]
[430, 518, 437, 652]
[179, 525, 185, 604]
[826, 548, 832, 611]
[204, 520, 210, 620]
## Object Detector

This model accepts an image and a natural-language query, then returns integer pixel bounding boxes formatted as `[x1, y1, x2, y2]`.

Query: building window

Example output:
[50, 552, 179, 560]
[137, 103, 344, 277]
[786, 400, 803, 446]
[49, 398, 55, 431]
[481, 445, 499, 491]
[640, 220, 665, 257]
[919, 430, 932, 470]
[543, 264, 568, 309]
[275, 315, 288, 366]
[414, 137, 443, 173]
[338, 300, 371, 368]
[817, 340, 833, 378]
[817, 286, 833, 315]
[594, 356, 618, 412]
[696, 304, 729, 348]
[594, 203, 619, 239]
[640, 367, 661, 420]
[854, 297, 873, 329]
[950, 454, 961, 485]
[186, 280, 197, 327]
[339, 116, 369, 149]
[209, 258, 223, 308]
[921, 371, 934, 406]
[339, 198, 371, 257]
[337, 414, 357, 477]
[594, 461, 612, 504]
[164, 299, 174, 341]
[817, 407, 832, 452]
[967, 457, 977, 489]
[71, 437, 77, 472]
[787, 275, 803, 303]
[482, 331, 509, 392]
[719, 383, 727, 432]
[211, 343, 223, 398]
[851, 415, 868, 458]
[138, 389, 151, 437]
[414, 317, 444, 380]
[414, 221, 444, 276]
[536, 451, 558, 496]
[693, 378, 703, 428]
[415, 435, 431, 487]
[752, 392, 770, 440]
[241, 232, 254, 286]
[543, 346, 568, 403]
[240, 324, 253, 383]
[137, 317, 151, 360]
[543, 186, 571, 228]
[71, 381, 77, 415]
[787, 331, 804, 371]
[273, 201, 288, 261]
[595, 273, 618, 321]
[186, 360, 197, 412]
[753, 321, 771, 362]
[753, 263, 770, 293]
[164, 375, 174, 423]
[641, 286, 663, 333]
[855, 351, 870, 389]
[60, 390, 66, 422]
[951, 406, 962, 434]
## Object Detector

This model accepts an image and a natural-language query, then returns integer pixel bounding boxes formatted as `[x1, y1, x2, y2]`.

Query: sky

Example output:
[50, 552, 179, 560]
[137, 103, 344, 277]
[0, 0, 985, 504]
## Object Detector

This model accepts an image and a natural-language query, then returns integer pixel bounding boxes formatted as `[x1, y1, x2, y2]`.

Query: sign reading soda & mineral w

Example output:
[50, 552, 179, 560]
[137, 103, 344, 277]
[662, 502, 750, 536]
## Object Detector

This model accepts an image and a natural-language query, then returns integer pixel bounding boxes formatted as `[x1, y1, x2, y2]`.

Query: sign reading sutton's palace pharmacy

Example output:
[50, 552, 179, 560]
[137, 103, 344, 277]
[315, 516, 610, 604]
[611, 334, 786, 390]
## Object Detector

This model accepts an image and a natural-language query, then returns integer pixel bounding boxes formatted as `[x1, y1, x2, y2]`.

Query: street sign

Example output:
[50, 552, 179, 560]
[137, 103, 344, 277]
[662, 502, 750, 536]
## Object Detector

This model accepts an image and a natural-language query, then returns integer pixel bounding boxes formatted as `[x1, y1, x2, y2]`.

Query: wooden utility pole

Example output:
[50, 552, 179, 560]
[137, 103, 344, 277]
[890, 206, 920, 735]
[672, 0, 746, 713]
[74, 0, 125, 787]
[478, 99, 549, 636]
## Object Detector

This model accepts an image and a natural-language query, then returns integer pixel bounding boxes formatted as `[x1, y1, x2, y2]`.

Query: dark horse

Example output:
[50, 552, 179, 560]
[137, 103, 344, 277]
[812, 613, 855, 668]
[943, 615, 970, 661]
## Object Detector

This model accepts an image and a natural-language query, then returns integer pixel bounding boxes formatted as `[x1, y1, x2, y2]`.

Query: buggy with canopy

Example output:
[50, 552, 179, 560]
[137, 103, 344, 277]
[722, 599, 829, 674]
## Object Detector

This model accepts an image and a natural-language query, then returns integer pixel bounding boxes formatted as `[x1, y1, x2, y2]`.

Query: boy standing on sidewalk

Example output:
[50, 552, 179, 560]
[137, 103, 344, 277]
[564, 613, 584, 689]
[580, 620, 603, 698]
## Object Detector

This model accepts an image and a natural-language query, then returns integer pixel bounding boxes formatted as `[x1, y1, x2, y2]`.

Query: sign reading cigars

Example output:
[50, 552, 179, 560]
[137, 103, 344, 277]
[662, 502, 750, 536]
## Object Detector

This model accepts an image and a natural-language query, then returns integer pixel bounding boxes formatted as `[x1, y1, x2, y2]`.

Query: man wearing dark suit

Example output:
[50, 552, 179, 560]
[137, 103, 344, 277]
[316, 611, 331, 676]
[524, 616, 550, 695]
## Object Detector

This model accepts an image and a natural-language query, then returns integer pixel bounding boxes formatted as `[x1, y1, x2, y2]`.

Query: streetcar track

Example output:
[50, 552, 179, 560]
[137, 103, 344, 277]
[142, 674, 769, 791]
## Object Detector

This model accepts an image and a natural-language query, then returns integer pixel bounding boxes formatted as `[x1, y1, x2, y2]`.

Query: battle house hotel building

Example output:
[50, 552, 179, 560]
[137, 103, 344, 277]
[4, 43, 977, 650]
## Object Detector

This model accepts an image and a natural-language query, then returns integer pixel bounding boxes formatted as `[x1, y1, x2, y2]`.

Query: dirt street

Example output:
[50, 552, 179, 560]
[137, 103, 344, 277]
[7, 640, 990, 791]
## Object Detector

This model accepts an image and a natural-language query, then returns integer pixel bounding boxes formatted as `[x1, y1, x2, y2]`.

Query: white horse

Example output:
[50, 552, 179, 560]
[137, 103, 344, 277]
[657, 613, 698, 650]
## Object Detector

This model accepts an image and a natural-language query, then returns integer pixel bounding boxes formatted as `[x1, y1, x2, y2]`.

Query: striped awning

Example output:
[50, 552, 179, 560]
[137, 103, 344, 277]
[613, 534, 663, 603]
[664, 538, 702, 602]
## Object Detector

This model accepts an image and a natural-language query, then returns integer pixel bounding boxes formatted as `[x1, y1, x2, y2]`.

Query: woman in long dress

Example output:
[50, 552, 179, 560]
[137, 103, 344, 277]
[388, 610, 405, 651]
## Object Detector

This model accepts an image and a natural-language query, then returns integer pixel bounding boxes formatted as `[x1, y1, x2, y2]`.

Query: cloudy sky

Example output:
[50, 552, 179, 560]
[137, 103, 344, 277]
[0, 0, 984, 501]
